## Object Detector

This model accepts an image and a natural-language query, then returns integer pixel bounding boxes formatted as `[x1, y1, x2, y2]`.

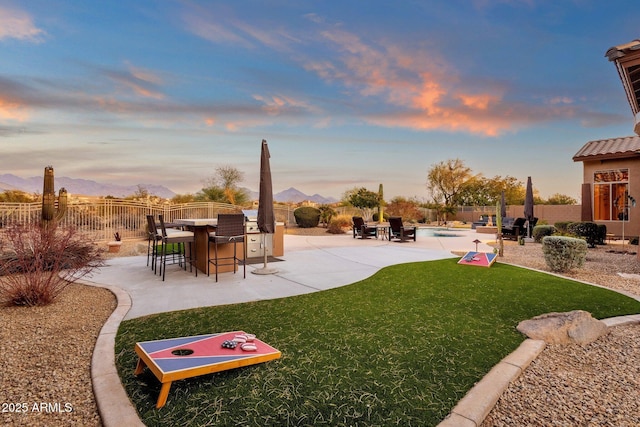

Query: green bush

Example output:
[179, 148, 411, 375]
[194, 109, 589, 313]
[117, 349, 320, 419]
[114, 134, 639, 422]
[533, 225, 555, 243]
[553, 221, 573, 233]
[596, 224, 607, 245]
[293, 206, 321, 228]
[372, 212, 389, 222]
[567, 221, 599, 247]
[542, 236, 587, 272]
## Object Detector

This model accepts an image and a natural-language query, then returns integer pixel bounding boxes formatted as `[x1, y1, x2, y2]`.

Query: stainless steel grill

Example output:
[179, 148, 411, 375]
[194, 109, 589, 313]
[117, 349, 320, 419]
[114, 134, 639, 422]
[242, 209, 272, 258]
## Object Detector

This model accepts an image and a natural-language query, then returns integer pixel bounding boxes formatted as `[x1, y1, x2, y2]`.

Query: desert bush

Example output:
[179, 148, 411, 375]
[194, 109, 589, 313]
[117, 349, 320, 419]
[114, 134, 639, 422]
[318, 205, 337, 227]
[0, 223, 103, 306]
[533, 225, 555, 243]
[554, 221, 573, 233]
[567, 221, 599, 247]
[293, 206, 321, 228]
[542, 236, 587, 272]
[596, 224, 607, 245]
[327, 215, 352, 234]
[372, 212, 389, 222]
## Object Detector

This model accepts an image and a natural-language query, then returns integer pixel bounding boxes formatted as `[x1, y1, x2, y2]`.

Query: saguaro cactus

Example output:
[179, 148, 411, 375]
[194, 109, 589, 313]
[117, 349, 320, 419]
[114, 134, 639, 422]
[378, 183, 384, 223]
[42, 166, 67, 226]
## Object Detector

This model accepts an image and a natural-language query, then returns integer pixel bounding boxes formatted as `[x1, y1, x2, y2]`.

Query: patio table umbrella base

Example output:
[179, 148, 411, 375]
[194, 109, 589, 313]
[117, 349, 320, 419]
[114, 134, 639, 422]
[251, 266, 279, 275]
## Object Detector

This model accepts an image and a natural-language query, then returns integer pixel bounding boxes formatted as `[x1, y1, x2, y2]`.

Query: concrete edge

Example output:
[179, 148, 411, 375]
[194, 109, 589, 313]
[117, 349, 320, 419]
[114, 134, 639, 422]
[77, 279, 145, 427]
[437, 339, 546, 427]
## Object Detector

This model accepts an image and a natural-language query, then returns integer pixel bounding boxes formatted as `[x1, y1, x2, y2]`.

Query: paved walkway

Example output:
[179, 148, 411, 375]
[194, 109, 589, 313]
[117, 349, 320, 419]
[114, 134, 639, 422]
[80, 229, 497, 426]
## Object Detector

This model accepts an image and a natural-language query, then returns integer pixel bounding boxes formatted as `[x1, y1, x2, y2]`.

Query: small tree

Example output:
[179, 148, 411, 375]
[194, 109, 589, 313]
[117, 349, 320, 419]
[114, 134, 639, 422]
[345, 187, 380, 220]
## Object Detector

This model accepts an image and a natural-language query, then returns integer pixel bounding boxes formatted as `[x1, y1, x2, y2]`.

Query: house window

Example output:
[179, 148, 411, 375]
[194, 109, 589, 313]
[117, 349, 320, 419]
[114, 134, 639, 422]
[593, 169, 628, 221]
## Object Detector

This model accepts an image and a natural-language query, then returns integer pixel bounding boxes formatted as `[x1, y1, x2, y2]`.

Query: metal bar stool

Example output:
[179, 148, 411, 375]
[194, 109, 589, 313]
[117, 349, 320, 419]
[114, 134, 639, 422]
[207, 213, 246, 282]
[158, 215, 197, 281]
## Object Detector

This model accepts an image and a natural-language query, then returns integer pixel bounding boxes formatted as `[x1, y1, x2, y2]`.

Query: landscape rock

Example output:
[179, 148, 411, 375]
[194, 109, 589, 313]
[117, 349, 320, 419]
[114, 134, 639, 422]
[516, 310, 608, 345]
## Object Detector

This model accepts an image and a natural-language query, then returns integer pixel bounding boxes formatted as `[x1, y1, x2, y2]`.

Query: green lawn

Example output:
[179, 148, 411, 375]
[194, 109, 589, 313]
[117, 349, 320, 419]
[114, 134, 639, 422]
[115, 259, 640, 426]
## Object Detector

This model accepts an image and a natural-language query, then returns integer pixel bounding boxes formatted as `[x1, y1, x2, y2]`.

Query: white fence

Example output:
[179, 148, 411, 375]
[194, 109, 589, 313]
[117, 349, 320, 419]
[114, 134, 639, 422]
[0, 199, 298, 242]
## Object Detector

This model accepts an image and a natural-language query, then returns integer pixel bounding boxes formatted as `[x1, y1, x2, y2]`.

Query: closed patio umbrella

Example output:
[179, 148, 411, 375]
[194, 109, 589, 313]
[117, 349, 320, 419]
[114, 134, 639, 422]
[524, 176, 534, 238]
[500, 190, 507, 219]
[253, 139, 278, 275]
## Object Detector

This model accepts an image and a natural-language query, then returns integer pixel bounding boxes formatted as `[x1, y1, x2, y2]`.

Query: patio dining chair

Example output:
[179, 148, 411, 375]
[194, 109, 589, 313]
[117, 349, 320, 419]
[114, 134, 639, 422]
[352, 216, 378, 239]
[207, 213, 246, 282]
[146, 215, 162, 272]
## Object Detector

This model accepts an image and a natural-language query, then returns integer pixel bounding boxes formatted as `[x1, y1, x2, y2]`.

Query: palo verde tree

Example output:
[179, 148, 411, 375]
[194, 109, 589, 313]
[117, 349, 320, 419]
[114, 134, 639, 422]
[344, 187, 381, 220]
[196, 165, 249, 206]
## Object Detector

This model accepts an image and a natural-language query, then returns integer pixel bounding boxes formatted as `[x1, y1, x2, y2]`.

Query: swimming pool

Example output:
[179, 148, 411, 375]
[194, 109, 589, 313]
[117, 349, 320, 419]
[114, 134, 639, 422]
[416, 227, 465, 238]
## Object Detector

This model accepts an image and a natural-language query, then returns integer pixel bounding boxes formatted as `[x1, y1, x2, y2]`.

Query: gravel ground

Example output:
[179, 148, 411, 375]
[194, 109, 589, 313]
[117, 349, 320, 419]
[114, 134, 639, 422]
[1, 231, 639, 426]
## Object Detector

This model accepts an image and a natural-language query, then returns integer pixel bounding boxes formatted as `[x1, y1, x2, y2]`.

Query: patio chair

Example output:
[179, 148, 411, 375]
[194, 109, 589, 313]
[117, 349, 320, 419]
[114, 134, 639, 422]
[388, 217, 417, 242]
[352, 216, 378, 239]
[157, 215, 197, 281]
[501, 217, 526, 241]
[207, 213, 246, 282]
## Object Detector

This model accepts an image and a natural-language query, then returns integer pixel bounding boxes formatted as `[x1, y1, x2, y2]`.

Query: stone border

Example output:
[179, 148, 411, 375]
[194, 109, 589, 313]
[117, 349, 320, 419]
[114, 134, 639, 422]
[81, 280, 145, 427]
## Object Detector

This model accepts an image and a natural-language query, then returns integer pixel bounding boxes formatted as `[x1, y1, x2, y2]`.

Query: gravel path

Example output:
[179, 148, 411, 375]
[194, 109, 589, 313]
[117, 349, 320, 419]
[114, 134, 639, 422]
[0, 234, 639, 426]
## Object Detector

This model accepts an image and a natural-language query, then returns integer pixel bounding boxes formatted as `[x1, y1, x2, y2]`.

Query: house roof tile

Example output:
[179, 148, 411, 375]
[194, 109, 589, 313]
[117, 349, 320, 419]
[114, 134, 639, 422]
[573, 135, 640, 162]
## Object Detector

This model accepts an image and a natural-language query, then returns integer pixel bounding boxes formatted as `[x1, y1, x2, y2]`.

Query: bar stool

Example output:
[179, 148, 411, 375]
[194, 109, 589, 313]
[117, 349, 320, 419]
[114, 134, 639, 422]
[158, 215, 197, 281]
[207, 213, 246, 282]
[146, 215, 163, 273]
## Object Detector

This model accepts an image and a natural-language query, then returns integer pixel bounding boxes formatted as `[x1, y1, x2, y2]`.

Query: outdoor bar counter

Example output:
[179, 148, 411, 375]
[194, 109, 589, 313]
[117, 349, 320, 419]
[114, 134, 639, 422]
[174, 218, 284, 274]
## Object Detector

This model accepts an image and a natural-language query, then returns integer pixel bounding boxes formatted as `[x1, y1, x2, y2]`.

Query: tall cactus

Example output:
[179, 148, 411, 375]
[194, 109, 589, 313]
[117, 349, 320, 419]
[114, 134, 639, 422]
[378, 183, 384, 224]
[42, 166, 67, 227]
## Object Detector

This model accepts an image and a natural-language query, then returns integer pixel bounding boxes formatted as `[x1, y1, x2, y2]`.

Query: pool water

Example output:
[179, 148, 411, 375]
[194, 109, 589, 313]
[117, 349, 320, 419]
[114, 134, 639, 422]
[416, 227, 465, 238]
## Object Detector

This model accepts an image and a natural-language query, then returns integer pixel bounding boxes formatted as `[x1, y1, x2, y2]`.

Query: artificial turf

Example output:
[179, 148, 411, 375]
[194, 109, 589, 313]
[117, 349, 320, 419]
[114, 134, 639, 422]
[115, 258, 640, 426]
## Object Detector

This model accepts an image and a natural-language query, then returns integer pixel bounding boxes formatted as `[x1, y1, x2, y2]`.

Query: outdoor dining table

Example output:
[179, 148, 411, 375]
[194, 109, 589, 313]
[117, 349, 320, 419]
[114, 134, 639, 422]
[174, 218, 242, 275]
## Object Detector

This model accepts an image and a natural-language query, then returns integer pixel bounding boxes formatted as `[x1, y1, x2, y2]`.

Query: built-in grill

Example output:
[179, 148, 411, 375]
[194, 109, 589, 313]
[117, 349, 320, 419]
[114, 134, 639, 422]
[242, 209, 273, 258]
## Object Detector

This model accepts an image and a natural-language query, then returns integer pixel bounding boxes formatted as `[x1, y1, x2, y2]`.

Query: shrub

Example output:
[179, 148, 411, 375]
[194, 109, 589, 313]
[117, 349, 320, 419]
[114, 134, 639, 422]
[372, 212, 390, 222]
[0, 223, 103, 306]
[567, 221, 599, 247]
[533, 225, 555, 243]
[293, 206, 321, 228]
[542, 236, 587, 272]
[596, 224, 607, 245]
[318, 205, 337, 227]
[327, 215, 352, 234]
[554, 221, 573, 233]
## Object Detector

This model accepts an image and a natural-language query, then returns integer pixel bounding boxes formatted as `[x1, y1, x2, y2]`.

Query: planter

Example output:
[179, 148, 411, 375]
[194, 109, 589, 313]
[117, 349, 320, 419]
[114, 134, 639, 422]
[107, 241, 122, 253]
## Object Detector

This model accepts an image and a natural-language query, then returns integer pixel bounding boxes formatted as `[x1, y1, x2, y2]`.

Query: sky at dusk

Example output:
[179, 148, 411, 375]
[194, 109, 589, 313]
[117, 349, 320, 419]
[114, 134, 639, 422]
[1, 0, 638, 201]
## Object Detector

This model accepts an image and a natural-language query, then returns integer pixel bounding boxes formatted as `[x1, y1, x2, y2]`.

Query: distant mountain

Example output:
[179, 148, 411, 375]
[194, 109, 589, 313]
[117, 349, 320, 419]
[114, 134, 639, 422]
[0, 174, 176, 199]
[0, 174, 338, 204]
[274, 187, 337, 204]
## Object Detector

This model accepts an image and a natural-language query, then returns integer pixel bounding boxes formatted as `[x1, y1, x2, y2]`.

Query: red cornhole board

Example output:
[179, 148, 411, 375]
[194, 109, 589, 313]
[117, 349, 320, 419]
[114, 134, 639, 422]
[457, 251, 497, 267]
[134, 331, 281, 408]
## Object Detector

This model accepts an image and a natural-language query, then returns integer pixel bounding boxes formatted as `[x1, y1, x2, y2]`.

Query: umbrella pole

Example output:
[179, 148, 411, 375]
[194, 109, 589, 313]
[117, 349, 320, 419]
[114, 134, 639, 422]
[251, 233, 278, 275]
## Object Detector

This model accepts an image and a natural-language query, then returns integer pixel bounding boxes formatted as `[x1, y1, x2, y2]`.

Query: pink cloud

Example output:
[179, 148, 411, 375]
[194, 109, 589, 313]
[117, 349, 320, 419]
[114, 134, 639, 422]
[0, 98, 29, 121]
[0, 6, 45, 42]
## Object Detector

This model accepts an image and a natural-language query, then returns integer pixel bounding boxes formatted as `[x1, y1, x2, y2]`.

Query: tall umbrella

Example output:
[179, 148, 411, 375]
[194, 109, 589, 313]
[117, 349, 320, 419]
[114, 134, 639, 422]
[500, 190, 507, 219]
[524, 176, 534, 238]
[253, 139, 278, 275]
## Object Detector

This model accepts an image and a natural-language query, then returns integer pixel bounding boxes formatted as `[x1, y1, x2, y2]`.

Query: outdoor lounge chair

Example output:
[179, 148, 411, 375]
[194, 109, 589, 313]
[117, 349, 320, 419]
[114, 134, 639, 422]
[501, 217, 526, 240]
[388, 217, 417, 242]
[352, 216, 378, 239]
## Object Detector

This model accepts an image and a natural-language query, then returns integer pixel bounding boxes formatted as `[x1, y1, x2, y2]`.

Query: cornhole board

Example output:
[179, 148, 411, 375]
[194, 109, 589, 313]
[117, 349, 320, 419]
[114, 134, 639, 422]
[457, 251, 497, 267]
[134, 331, 281, 408]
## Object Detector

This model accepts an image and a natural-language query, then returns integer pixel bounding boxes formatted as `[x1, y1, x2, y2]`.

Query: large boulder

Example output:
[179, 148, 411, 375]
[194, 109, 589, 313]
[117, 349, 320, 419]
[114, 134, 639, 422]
[516, 310, 608, 345]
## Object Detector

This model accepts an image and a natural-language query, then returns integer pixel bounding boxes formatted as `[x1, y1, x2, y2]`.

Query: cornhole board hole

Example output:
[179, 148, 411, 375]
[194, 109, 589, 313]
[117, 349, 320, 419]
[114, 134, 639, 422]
[457, 251, 497, 267]
[134, 331, 281, 408]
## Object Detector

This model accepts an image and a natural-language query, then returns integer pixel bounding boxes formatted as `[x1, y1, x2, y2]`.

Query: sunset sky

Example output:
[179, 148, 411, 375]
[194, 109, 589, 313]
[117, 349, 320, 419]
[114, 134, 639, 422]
[1, 0, 638, 201]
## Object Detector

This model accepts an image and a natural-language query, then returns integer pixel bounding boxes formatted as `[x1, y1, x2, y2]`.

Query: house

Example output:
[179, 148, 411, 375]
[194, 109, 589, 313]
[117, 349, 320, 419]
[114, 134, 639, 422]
[573, 136, 640, 237]
[605, 38, 640, 135]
